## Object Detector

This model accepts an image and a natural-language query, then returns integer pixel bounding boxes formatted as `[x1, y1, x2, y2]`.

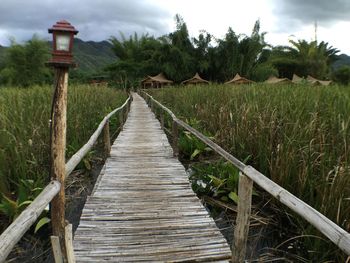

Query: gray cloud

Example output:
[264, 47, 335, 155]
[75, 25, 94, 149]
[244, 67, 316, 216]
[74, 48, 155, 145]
[272, 0, 350, 32]
[0, 0, 172, 45]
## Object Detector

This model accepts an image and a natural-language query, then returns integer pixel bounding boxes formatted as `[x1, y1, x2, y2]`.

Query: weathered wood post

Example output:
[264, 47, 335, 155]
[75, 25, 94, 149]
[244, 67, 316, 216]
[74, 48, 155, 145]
[172, 121, 179, 157]
[119, 109, 124, 130]
[103, 120, 111, 157]
[232, 172, 253, 262]
[160, 113, 165, 130]
[47, 20, 78, 262]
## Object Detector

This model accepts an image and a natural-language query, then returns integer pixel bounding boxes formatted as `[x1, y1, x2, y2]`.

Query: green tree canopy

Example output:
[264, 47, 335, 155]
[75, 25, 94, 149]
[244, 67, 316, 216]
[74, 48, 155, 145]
[0, 35, 51, 87]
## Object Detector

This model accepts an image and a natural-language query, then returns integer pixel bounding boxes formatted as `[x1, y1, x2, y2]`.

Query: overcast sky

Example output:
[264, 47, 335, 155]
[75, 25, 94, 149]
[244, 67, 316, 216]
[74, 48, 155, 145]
[1, 0, 350, 54]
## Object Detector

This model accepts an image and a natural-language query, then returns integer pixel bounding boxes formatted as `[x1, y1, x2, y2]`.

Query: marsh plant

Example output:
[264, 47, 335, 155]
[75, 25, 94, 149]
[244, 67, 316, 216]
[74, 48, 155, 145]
[150, 84, 350, 261]
[0, 85, 127, 228]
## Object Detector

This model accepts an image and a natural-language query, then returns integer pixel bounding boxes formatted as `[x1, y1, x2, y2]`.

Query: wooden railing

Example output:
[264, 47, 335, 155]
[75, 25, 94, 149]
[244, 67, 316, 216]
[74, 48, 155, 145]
[0, 96, 132, 263]
[140, 90, 350, 262]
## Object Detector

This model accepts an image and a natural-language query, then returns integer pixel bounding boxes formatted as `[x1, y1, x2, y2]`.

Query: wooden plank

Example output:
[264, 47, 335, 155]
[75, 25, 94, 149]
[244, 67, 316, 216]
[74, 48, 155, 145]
[73, 93, 231, 262]
[65, 224, 76, 263]
[50, 236, 63, 263]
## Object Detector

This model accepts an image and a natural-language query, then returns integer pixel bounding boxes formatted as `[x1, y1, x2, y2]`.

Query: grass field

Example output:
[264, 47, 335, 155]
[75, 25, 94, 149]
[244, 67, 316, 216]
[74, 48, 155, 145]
[149, 84, 350, 261]
[0, 85, 127, 226]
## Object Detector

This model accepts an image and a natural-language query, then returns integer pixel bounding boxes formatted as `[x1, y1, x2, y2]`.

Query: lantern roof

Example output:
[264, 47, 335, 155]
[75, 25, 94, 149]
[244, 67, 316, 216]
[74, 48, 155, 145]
[48, 20, 78, 34]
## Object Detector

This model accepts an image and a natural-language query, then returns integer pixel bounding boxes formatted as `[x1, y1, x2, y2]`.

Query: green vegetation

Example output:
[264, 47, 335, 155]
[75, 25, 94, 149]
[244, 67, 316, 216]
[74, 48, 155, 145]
[0, 85, 127, 227]
[150, 84, 350, 261]
[0, 36, 50, 87]
[108, 15, 350, 86]
[0, 37, 117, 86]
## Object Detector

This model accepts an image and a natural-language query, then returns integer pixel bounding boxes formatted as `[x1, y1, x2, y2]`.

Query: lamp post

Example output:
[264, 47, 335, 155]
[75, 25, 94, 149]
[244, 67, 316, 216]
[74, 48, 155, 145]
[47, 20, 78, 261]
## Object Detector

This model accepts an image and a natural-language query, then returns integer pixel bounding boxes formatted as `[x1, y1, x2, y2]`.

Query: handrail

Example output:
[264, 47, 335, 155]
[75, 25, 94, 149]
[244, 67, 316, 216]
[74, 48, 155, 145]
[0, 95, 132, 262]
[66, 95, 131, 176]
[141, 91, 350, 256]
[0, 181, 61, 262]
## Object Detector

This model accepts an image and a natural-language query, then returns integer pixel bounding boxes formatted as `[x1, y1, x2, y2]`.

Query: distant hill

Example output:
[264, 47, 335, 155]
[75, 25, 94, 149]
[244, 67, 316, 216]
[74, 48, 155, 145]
[0, 38, 117, 75]
[72, 38, 116, 75]
[333, 54, 350, 69]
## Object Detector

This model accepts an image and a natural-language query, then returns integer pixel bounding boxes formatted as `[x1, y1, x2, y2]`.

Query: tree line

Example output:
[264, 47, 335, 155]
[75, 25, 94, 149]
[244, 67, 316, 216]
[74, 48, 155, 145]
[1, 15, 350, 87]
[107, 15, 350, 86]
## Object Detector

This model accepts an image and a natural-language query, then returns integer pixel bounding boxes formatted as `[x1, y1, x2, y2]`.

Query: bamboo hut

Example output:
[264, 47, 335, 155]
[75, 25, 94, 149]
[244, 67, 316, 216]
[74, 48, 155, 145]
[307, 75, 332, 86]
[225, 73, 254, 85]
[181, 73, 209, 85]
[292, 74, 304, 84]
[141, 73, 173, 88]
[265, 76, 292, 84]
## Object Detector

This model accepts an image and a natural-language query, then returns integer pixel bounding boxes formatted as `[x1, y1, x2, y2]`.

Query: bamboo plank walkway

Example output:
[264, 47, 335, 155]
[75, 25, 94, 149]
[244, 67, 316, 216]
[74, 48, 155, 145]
[73, 93, 231, 262]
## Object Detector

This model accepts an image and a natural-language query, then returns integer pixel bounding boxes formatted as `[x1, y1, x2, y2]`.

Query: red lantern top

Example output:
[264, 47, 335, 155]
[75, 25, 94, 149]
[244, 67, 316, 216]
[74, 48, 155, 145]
[48, 20, 78, 34]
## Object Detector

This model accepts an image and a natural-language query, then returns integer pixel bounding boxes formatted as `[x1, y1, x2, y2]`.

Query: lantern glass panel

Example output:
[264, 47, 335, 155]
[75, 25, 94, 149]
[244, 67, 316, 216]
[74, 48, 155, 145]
[56, 34, 70, 51]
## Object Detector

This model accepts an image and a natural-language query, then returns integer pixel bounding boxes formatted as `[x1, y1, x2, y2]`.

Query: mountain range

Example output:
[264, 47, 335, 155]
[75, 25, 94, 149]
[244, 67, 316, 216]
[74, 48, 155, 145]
[0, 38, 117, 76]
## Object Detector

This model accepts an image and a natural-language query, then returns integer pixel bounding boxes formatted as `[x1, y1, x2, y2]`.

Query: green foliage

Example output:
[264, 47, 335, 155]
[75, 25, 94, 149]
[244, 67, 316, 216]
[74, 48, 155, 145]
[332, 65, 350, 85]
[150, 84, 350, 261]
[269, 40, 339, 79]
[0, 36, 51, 87]
[189, 160, 240, 203]
[0, 85, 127, 225]
[109, 17, 271, 83]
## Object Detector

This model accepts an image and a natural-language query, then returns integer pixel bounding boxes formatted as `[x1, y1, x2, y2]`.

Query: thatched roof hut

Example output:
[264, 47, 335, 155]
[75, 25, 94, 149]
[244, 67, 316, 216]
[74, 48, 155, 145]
[181, 73, 209, 85]
[307, 75, 332, 86]
[225, 73, 254, 85]
[292, 74, 304, 84]
[141, 73, 173, 88]
[265, 76, 292, 84]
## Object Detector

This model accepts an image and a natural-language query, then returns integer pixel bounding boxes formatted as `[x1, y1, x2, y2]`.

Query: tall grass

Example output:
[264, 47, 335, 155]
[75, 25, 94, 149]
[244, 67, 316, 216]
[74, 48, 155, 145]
[0, 85, 127, 207]
[150, 84, 350, 261]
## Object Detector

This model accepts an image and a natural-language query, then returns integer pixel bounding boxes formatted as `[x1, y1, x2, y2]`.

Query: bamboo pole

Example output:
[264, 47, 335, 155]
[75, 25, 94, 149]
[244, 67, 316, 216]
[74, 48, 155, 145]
[103, 120, 111, 157]
[232, 173, 253, 262]
[0, 181, 60, 262]
[50, 67, 69, 260]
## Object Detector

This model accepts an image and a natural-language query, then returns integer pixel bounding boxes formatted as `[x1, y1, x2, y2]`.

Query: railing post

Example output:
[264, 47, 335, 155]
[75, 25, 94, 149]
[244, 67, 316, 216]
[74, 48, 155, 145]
[232, 172, 253, 262]
[172, 120, 179, 157]
[119, 109, 124, 131]
[103, 120, 111, 157]
[50, 67, 69, 261]
[160, 113, 165, 130]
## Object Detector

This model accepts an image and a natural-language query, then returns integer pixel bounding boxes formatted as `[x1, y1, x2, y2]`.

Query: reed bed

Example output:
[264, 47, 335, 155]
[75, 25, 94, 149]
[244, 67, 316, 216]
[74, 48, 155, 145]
[0, 85, 127, 226]
[149, 84, 350, 261]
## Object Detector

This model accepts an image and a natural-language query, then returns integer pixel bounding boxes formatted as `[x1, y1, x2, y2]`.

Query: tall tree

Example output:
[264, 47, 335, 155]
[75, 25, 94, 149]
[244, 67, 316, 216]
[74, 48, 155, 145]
[0, 35, 50, 87]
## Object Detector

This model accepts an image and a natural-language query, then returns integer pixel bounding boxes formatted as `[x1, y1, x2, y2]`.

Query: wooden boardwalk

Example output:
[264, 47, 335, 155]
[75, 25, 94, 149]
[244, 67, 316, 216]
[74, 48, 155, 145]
[73, 93, 231, 262]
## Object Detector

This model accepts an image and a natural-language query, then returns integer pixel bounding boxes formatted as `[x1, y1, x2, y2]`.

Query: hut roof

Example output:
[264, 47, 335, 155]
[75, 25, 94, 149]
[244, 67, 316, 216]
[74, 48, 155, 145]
[265, 76, 292, 84]
[225, 73, 254, 84]
[181, 73, 209, 85]
[292, 74, 304, 84]
[141, 73, 173, 84]
[307, 75, 332, 86]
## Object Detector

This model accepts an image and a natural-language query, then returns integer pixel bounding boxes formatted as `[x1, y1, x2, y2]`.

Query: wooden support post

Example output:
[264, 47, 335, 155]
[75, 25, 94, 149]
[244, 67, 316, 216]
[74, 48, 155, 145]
[172, 120, 179, 157]
[103, 120, 111, 157]
[160, 113, 165, 130]
[50, 67, 69, 261]
[232, 173, 253, 262]
[51, 236, 63, 263]
[65, 224, 76, 263]
[119, 109, 124, 131]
